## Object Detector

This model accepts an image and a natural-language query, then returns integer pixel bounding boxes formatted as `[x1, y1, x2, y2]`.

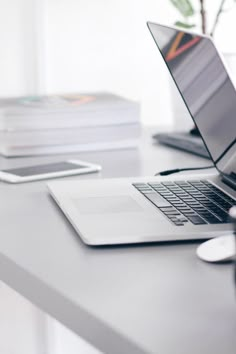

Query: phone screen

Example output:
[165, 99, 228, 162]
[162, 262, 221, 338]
[3, 162, 84, 177]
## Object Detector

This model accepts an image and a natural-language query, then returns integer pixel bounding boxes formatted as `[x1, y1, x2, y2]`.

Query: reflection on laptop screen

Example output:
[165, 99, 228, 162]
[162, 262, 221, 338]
[148, 23, 236, 174]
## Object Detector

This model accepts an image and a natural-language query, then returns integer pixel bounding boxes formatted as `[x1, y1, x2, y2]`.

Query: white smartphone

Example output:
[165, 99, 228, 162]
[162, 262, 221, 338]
[0, 159, 102, 183]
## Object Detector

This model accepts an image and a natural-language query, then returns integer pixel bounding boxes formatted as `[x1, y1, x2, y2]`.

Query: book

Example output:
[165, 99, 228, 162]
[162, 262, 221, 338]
[0, 93, 139, 131]
[0, 92, 140, 156]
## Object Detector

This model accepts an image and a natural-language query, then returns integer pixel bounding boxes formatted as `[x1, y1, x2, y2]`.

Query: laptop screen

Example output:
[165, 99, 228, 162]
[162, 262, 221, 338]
[147, 22, 236, 177]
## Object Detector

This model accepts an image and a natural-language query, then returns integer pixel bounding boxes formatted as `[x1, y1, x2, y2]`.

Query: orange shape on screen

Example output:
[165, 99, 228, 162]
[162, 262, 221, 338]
[166, 33, 201, 62]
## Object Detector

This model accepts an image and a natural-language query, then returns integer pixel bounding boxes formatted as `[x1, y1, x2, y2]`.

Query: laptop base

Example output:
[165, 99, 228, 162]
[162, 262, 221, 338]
[153, 132, 210, 159]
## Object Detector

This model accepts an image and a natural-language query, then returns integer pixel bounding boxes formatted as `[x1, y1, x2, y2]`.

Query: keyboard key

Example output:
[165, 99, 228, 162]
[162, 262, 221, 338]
[191, 206, 207, 212]
[197, 211, 215, 218]
[148, 183, 162, 187]
[201, 215, 222, 224]
[195, 197, 208, 201]
[175, 194, 190, 198]
[188, 192, 202, 197]
[168, 217, 179, 221]
[187, 215, 207, 225]
[165, 195, 180, 199]
[138, 188, 153, 192]
[163, 210, 181, 215]
[178, 219, 188, 223]
[173, 216, 188, 222]
[188, 202, 202, 206]
[182, 211, 197, 216]
[159, 192, 174, 197]
[177, 207, 192, 212]
[162, 182, 176, 186]
[133, 183, 147, 187]
[189, 181, 204, 186]
[143, 193, 172, 208]
[181, 187, 196, 191]
[159, 207, 176, 212]
[185, 201, 199, 206]
[171, 202, 186, 207]
[181, 197, 195, 201]
[167, 186, 182, 191]
[140, 190, 155, 194]
[175, 181, 189, 185]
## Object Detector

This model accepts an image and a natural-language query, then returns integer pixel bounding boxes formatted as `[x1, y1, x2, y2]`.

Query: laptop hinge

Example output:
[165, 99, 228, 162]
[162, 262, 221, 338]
[221, 174, 236, 191]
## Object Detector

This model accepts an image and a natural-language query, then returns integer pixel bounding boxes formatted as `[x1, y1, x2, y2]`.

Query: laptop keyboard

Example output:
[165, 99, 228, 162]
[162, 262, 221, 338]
[133, 180, 235, 226]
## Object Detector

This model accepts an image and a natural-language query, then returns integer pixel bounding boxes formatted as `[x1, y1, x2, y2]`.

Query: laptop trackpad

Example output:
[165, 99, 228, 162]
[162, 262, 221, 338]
[73, 196, 144, 214]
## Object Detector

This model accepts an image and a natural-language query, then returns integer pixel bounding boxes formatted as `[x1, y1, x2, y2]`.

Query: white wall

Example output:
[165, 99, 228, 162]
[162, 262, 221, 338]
[0, 0, 180, 125]
[43, 0, 179, 125]
[0, 0, 236, 125]
[0, 0, 39, 95]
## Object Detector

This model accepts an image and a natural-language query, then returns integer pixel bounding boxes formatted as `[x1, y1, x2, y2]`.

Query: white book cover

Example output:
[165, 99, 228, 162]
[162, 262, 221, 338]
[0, 92, 139, 116]
[0, 106, 140, 131]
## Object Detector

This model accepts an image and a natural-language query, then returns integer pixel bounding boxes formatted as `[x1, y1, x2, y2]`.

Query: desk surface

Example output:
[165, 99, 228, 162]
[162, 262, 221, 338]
[0, 128, 235, 354]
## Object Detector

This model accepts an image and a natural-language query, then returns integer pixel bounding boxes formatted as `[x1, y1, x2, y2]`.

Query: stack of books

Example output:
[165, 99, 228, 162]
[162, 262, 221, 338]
[0, 93, 140, 156]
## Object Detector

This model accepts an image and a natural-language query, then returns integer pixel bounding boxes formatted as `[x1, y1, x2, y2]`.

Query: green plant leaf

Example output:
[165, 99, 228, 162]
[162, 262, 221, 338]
[174, 21, 196, 28]
[170, 0, 195, 18]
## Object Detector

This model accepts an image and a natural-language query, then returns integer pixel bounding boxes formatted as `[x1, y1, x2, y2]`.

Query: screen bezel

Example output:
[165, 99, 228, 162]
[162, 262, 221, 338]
[147, 21, 236, 176]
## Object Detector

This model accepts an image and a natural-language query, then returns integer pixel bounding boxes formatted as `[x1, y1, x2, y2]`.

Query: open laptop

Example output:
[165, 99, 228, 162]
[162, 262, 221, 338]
[48, 22, 236, 245]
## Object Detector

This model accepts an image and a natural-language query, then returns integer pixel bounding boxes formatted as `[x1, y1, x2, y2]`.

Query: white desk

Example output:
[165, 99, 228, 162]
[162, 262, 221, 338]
[0, 128, 235, 354]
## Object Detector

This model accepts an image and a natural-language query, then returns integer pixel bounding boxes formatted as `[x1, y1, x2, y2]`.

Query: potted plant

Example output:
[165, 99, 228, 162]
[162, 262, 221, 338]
[170, 0, 236, 36]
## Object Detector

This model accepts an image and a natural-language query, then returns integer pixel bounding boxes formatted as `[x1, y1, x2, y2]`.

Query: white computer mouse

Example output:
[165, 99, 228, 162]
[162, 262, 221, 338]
[196, 235, 236, 263]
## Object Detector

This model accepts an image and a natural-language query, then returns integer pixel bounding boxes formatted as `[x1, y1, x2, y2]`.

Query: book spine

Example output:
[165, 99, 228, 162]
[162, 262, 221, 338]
[0, 123, 141, 146]
[0, 139, 139, 157]
[0, 106, 140, 131]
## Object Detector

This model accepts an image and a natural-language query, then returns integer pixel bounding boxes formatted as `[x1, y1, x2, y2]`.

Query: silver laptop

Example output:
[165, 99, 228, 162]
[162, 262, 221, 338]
[48, 22, 236, 245]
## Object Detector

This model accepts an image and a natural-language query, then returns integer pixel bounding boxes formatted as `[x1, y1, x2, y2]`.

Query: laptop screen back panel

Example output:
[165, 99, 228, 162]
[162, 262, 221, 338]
[147, 22, 236, 182]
